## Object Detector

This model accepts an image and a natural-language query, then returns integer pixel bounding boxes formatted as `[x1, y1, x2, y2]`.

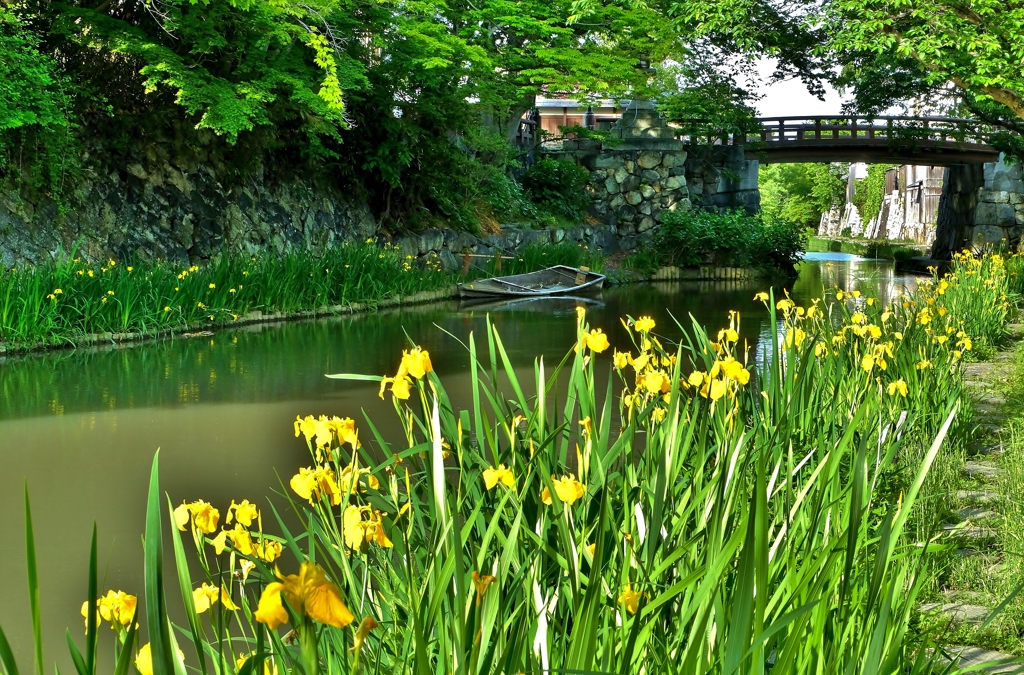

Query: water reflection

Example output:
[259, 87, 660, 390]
[0, 255, 920, 668]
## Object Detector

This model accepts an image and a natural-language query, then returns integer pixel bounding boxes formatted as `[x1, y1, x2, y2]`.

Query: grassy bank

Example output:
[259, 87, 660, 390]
[2, 252, 1019, 675]
[807, 235, 926, 261]
[0, 241, 603, 352]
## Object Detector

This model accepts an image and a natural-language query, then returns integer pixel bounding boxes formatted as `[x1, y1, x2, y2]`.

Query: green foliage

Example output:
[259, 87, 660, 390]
[851, 164, 893, 226]
[484, 241, 604, 276]
[759, 163, 847, 227]
[656, 61, 761, 140]
[0, 243, 455, 349]
[0, 11, 76, 196]
[826, 0, 1024, 123]
[0, 240, 607, 350]
[521, 158, 592, 223]
[652, 208, 806, 269]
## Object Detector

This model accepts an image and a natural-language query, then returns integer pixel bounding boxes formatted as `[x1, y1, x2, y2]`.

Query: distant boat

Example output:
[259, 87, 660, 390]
[457, 265, 606, 299]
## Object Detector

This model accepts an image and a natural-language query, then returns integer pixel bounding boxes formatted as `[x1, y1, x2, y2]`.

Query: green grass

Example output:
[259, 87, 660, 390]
[0, 241, 604, 352]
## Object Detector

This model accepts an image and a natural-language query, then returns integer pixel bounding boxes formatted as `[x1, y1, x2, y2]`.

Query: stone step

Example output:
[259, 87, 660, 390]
[965, 363, 996, 377]
[956, 490, 1001, 506]
[965, 461, 1002, 479]
[969, 442, 1005, 456]
[920, 603, 992, 625]
[945, 645, 1024, 673]
[992, 352, 1015, 363]
[943, 522, 998, 542]
[975, 395, 1008, 407]
[958, 507, 1001, 522]
[975, 423, 1005, 436]
[944, 590, 991, 605]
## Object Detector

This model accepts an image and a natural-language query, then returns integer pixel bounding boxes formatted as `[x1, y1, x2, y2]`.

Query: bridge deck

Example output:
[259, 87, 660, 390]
[687, 116, 1001, 165]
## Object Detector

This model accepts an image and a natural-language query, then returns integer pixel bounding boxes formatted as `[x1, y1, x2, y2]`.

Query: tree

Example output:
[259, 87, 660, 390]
[0, 11, 75, 194]
[826, 0, 1024, 121]
[759, 163, 846, 227]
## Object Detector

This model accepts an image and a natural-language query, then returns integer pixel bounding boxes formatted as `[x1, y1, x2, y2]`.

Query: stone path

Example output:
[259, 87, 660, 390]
[928, 324, 1024, 672]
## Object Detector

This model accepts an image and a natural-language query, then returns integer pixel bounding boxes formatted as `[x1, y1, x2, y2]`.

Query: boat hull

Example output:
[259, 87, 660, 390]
[457, 266, 606, 299]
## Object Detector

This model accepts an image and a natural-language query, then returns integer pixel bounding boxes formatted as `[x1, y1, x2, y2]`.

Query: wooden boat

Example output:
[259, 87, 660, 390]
[457, 265, 605, 299]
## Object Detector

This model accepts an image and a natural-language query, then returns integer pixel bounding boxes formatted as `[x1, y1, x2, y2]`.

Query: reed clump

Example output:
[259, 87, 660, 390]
[1, 251, 1019, 675]
[0, 241, 604, 351]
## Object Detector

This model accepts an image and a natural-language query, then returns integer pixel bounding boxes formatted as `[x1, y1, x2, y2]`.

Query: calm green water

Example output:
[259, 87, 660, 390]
[0, 253, 918, 666]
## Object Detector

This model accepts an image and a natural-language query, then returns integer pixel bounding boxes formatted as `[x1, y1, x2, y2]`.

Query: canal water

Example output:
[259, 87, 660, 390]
[0, 253, 918, 667]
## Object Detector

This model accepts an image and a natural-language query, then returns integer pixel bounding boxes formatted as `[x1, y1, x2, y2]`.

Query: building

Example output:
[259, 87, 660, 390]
[533, 98, 624, 135]
[820, 163, 943, 245]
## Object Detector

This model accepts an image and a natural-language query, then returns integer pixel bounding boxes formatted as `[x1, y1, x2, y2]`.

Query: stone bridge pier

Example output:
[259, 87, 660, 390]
[547, 105, 760, 250]
[933, 159, 1024, 259]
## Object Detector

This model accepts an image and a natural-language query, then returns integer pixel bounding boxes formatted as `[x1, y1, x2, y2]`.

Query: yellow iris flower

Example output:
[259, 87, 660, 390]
[634, 316, 656, 332]
[343, 506, 393, 550]
[81, 590, 137, 631]
[708, 379, 728, 401]
[785, 327, 806, 348]
[337, 463, 380, 493]
[236, 653, 278, 675]
[290, 465, 342, 505]
[226, 499, 259, 527]
[254, 562, 354, 630]
[582, 329, 610, 352]
[720, 358, 750, 385]
[619, 584, 642, 615]
[135, 643, 184, 675]
[641, 371, 670, 394]
[483, 464, 515, 490]
[613, 351, 629, 370]
[192, 582, 238, 613]
[254, 538, 283, 563]
[400, 347, 433, 379]
[887, 379, 908, 398]
[541, 475, 586, 505]
[472, 571, 497, 605]
[174, 500, 220, 534]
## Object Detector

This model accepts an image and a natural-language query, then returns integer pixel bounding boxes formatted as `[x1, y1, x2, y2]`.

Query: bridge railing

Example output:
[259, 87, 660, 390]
[674, 116, 996, 148]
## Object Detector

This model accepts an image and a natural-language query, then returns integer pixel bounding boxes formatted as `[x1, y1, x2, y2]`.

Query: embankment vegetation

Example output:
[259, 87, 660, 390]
[2, 251, 1018, 674]
[625, 209, 807, 275]
[0, 241, 603, 351]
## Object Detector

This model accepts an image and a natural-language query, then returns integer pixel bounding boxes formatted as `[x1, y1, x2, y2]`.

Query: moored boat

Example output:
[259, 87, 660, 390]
[457, 265, 605, 299]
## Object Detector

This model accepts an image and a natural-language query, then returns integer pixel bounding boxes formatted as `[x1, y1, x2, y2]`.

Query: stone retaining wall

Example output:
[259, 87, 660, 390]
[933, 158, 1024, 258]
[970, 161, 1024, 248]
[0, 150, 377, 267]
[393, 224, 618, 271]
[585, 149, 690, 248]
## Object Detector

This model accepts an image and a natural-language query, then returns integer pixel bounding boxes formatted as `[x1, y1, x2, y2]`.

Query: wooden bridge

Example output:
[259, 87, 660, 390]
[693, 116, 1001, 165]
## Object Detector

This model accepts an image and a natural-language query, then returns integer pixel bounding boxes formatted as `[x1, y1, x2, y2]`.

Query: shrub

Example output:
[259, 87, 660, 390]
[521, 158, 592, 223]
[653, 208, 806, 269]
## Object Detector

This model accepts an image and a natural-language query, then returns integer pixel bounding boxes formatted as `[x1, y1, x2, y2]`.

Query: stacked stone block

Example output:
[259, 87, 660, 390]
[586, 149, 690, 248]
[970, 162, 1024, 249]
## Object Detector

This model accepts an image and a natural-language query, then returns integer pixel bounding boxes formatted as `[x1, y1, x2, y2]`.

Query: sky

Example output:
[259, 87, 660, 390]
[751, 58, 852, 117]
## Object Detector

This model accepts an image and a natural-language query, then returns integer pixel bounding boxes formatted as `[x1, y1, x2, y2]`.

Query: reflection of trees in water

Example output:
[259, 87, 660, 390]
[793, 259, 920, 308]
[0, 260, 915, 421]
